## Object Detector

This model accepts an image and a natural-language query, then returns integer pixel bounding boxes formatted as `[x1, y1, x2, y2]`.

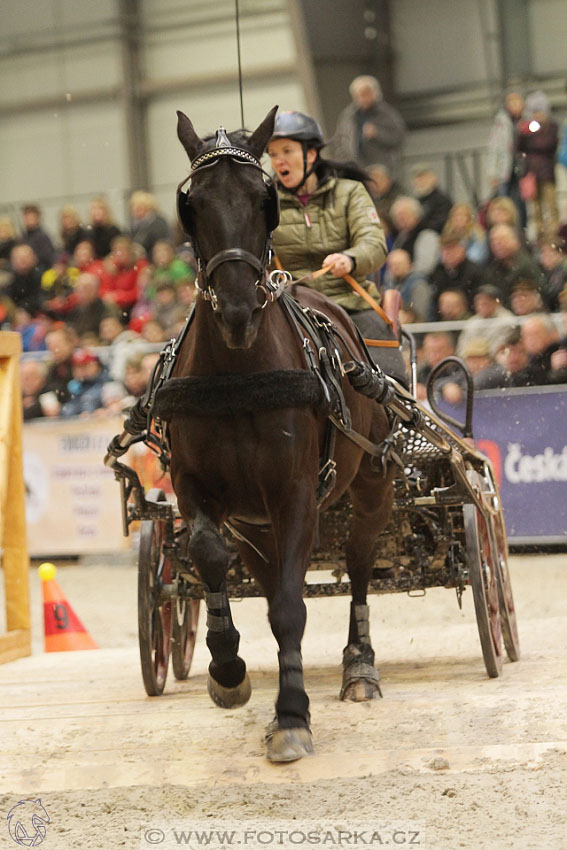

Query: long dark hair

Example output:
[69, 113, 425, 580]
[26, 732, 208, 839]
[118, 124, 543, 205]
[314, 155, 373, 190]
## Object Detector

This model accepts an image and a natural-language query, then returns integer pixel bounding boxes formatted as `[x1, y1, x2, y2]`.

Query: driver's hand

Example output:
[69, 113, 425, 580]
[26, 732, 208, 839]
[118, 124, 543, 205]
[323, 253, 354, 276]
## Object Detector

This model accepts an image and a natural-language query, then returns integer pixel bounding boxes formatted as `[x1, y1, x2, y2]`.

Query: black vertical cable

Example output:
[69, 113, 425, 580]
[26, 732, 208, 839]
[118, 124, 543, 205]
[235, 0, 245, 127]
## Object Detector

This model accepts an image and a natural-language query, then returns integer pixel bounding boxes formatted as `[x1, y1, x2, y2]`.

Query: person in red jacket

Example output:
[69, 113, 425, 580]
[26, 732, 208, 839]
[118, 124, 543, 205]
[99, 235, 147, 319]
[517, 90, 559, 242]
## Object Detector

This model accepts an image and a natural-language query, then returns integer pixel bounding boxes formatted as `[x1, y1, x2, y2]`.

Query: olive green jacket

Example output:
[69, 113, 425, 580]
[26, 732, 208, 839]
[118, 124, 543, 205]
[273, 176, 387, 312]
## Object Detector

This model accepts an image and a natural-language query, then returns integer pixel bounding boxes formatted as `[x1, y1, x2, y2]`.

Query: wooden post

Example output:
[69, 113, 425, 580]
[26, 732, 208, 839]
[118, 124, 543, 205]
[0, 332, 31, 663]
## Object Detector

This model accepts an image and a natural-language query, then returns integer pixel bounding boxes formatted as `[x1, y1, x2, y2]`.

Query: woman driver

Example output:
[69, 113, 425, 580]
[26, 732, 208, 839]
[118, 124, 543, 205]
[267, 110, 407, 385]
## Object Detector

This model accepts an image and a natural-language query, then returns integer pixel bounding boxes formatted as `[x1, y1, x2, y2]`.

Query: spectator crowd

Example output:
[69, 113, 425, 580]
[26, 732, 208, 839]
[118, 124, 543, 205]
[0, 193, 197, 421]
[2, 79, 567, 422]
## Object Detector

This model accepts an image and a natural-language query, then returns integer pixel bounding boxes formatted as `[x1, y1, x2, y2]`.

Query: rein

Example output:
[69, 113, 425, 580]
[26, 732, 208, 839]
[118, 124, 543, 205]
[274, 259, 400, 349]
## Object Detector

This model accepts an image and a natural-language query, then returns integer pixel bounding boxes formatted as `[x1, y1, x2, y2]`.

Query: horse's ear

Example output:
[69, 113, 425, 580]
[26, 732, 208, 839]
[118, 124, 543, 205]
[177, 111, 202, 160]
[248, 105, 278, 159]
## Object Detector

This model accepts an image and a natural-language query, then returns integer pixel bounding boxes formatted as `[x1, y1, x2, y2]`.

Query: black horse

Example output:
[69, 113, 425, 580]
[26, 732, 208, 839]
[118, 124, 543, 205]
[162, 106, 395, 762]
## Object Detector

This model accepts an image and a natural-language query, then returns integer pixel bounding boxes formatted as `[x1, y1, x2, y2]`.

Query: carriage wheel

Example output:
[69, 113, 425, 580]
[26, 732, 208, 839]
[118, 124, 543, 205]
[138, 489, 172, 696]
[172, 588, 200, 680]
[464, 470, 503, 678]
[481, 466, 520, 662]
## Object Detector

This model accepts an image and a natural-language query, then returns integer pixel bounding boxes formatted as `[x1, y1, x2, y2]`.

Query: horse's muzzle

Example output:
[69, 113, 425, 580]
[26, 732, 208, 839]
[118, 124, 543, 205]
[217, 304, 262, 349]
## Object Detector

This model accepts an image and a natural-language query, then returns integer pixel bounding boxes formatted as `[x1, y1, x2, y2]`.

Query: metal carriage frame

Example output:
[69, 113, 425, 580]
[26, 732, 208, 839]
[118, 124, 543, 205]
[104, 332, 520, 696]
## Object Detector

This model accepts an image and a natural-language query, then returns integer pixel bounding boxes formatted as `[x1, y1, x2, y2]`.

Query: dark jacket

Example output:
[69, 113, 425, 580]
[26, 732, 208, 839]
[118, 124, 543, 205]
[87, 223, 122, 259]
[3, 269, 43, 314]
[428, 258, 485, 318]
[541, 260, 567, 312]
[517, 119, 559, 183]
[22, 226, 56, 270]
[68, 298, 108, 338]
[130, 214, 170, 258]
[331, 100, 406, 172]
[484, 251, 543, 309]
[44, 359, 74, 405]
[418, 187, 453, 234]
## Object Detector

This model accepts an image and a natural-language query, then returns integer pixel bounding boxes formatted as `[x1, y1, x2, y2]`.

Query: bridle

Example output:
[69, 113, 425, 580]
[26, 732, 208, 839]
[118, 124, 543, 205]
[176, 126, 285, 311]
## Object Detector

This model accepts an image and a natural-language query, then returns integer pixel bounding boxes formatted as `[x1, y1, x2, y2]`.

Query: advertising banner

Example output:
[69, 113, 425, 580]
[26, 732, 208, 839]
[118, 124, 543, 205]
[23, 417, 129, 556]
[458, 386, 567, 544]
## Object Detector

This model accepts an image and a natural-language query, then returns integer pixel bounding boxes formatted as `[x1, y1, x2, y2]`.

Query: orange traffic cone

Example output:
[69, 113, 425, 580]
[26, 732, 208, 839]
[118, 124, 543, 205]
[38, 563, 99, 652]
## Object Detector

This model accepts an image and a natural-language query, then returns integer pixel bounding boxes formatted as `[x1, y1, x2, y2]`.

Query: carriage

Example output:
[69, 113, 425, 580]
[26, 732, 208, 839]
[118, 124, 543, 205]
[104, 327, 519, 691]
[104, 107, 519, 761]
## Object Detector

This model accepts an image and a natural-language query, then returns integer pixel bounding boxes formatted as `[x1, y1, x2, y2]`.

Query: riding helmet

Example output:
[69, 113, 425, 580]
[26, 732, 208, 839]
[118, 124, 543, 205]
[270, 111, 324, 148]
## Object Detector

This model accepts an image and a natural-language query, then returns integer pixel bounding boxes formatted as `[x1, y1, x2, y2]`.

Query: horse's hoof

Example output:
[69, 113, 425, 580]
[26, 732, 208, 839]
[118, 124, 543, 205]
[341, 678, 382, 702]
[340, 661, 382, 702]
[207, 672, 252, 708]
[266, 727, 313, 763]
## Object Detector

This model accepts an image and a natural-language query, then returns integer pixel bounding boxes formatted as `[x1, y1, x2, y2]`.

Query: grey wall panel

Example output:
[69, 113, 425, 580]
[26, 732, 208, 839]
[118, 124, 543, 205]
[529, 0, 567, 75]
[392, 0, 489, 93]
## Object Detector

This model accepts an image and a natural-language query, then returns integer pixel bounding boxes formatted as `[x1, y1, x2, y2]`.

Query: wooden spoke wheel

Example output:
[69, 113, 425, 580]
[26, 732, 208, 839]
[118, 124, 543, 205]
[138, 489, 172, 696]
[172, 588, 200, 680]
[464, 470, 503, 678]
[482, 465, 520, 662]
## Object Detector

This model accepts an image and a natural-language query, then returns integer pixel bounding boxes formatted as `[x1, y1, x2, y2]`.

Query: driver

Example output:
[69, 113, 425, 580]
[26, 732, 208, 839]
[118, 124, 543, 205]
[267, 110, 407, 385]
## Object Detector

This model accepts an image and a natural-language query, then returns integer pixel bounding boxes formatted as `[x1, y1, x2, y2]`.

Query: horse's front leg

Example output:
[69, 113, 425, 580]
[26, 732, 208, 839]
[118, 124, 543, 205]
[188, 510, 251, 708]
[263, 483, 317, 762]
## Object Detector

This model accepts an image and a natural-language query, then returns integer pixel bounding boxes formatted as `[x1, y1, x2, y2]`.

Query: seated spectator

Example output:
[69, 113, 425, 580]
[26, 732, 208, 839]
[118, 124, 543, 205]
[484, 195, 522, 236]
[410, 164, 453, 233]
[384, 249, 431, 321]
[151, 281, 184, 330]
[43, 324, 78, 407]
[140, 317, 167, 343]
[129, 191, 170, 257]
[493, 326, 543, 387]
[72, 238, 106, 278]
[441, 336, 507, 404]
[389, 196, 440, 278]
[177, 280, 196, 313]
[438, 288, 471, 323]
[443, 203, 488, 265]
[20, 204, 55, 271]
[86, 197, 121, 259]
[521, 314, 561, 384]
[509, 278, 546, 317]
[150, 240, 195, 291]
[368, 164, 404, 238]
[20, 359, 49, 421]
[2, 244, 43, 315]
[0, 216, 18, 270]
[40, 257, 80, 318]
[59, 206, 88, 257]
[416, 330, 457, 399]
[67, 273, 108, 341]
[60, 349, 109, 417]
[13, 307, 49, 352]
[456, 285, 515, 358]
[427, 232, 485, 319]
[484, 224, 542, 308]
[100, 235, 148, 319]
[99, 312, 144, 382]
[539, 238, 567, 311]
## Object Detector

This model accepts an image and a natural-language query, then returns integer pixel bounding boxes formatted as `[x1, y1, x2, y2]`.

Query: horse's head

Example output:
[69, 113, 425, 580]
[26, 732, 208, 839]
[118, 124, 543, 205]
[176, 106, 279, 349]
